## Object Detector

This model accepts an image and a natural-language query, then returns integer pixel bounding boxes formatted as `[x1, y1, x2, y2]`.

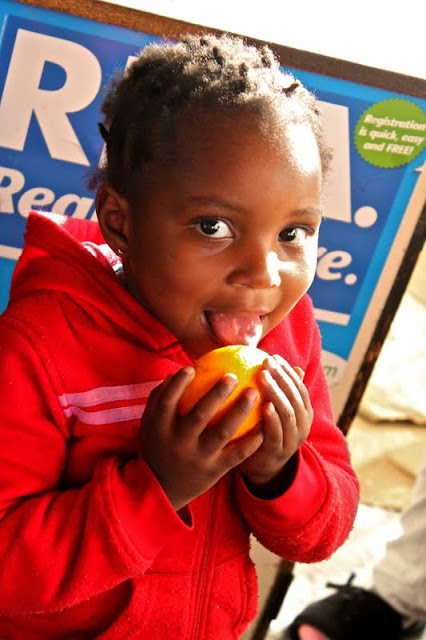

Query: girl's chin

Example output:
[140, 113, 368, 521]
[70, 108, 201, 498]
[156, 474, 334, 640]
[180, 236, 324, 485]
[180, 332, 220, 360]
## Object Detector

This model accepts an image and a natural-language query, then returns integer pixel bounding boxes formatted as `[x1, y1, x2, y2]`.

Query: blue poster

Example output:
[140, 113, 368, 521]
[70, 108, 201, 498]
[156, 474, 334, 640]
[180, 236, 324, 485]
[0, 0, 425, 386]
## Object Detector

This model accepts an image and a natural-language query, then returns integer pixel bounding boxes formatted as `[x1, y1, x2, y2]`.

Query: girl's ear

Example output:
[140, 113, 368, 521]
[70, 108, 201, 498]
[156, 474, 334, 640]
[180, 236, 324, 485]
[95, 184, 131, 256]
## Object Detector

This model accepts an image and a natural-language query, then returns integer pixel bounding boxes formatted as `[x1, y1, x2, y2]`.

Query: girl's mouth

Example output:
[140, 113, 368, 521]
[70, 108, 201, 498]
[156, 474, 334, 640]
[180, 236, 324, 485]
[204, 311, 264, 347]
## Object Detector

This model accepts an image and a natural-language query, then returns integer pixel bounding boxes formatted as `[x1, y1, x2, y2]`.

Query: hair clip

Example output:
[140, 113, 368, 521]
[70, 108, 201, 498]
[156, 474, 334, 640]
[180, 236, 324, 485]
[98, 122, 110, 142]
[283, 82, 300, 95]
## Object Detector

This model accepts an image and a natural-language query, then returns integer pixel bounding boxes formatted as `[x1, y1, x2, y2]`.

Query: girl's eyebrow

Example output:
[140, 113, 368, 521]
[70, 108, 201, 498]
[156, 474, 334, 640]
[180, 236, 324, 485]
[186, 196, 322, 221]
[185, 196, 245, 213]
[291, 207, 323, 221]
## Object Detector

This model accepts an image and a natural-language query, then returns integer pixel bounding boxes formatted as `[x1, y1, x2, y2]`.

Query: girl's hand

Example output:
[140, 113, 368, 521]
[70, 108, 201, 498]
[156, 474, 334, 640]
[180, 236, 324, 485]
[238, 355, 313, 497]
[139, 367, 264, 511]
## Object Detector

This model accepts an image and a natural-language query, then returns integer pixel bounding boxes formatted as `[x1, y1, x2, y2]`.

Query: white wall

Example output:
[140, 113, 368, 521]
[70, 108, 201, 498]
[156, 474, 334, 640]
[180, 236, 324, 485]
[99, 0, 426, 79]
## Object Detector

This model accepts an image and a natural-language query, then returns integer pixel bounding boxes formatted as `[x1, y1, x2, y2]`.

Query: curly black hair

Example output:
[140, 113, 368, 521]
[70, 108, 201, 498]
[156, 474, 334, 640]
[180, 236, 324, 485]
[89, 33, 332, 204]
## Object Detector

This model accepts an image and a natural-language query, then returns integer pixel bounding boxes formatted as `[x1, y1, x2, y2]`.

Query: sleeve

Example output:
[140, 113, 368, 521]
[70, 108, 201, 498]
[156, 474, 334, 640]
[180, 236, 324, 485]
[0, 319, 192, 616]
[234, 315, 359, 563]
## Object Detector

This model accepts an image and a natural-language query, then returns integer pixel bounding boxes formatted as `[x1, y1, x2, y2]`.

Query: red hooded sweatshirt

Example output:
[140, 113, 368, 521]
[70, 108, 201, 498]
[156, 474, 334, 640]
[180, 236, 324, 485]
[0, 211, 358, 639]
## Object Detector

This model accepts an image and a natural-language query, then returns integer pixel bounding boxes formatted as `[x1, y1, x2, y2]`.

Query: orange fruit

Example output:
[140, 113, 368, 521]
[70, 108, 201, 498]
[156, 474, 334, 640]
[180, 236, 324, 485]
[179, 345, 268, 441]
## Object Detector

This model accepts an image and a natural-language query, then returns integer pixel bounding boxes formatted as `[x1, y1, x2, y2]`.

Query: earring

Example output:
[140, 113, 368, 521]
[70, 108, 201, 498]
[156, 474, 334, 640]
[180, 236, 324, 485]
[116, 248, 124, 257]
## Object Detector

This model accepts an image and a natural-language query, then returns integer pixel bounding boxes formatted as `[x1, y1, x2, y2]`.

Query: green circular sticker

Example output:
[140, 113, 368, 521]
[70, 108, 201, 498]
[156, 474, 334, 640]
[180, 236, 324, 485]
[354, 98, 426, 168]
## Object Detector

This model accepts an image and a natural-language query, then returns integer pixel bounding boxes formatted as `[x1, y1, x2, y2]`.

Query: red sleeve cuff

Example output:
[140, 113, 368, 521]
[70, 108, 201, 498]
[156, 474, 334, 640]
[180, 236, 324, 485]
[236, 442, 328, 533]
[105, 456, 193, 563]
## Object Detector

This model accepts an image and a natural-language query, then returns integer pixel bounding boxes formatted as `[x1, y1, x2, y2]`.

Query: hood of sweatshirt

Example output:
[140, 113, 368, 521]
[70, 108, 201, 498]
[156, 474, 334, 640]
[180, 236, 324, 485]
[9, 211, 193, 365]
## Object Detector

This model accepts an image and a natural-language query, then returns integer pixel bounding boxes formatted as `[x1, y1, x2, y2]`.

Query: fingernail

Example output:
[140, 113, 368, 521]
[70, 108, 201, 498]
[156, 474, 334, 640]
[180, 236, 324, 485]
[182, 366, 195, 379]
[265, 356, 278, 369]
[265, 401, 276, 416]
[260, 369, 273, 383]
[223, 373, 238, 388]
[294, 366, 305, 380]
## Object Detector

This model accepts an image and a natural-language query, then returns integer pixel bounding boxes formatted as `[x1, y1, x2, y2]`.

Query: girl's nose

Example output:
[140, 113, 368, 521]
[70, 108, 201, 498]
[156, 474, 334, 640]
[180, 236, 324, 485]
[228, 248, 282, 289]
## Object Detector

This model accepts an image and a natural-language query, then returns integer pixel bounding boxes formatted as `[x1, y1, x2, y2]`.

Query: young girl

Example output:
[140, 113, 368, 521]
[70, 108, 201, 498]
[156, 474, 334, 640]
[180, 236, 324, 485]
[0, 34, 359, 639]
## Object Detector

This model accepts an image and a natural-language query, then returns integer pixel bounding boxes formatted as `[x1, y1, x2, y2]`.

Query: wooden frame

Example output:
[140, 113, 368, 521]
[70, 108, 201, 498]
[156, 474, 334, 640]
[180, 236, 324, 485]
[20, 0, 426, 97]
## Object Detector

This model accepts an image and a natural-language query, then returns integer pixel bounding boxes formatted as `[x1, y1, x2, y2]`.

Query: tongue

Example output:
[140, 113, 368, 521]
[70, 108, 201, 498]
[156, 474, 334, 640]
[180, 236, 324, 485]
[207, 312, 263, 347]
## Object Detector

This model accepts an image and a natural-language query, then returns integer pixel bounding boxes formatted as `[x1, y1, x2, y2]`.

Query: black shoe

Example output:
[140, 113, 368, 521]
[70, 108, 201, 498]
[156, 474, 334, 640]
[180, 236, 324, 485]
[401, 620, 426, 638]
[284, 574, 403, 640]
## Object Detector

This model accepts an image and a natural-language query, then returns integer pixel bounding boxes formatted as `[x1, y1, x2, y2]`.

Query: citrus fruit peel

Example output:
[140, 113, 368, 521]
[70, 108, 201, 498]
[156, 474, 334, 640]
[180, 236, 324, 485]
[178, 344, 269, 441]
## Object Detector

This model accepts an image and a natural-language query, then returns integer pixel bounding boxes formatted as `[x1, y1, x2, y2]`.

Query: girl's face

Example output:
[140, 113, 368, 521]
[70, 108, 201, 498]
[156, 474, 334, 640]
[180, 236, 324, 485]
[125, 115, 323, 359]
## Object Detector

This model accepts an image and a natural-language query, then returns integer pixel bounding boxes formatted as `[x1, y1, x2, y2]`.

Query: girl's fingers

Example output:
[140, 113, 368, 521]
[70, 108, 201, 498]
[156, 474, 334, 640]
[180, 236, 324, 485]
[265, 355, 311, 411]
[153, 367, 196, 423]
[293, 366, 305, 381]
[200, 386, 260, 453]
[218, 425, 264, 469]
[258, 400, 284, 449]
[180, 373, 239, 437]
[150, 373, 173, 397]
[259, 368, 299, 430]
[263, 400, 282, 434]
[262, 358, 301, 408]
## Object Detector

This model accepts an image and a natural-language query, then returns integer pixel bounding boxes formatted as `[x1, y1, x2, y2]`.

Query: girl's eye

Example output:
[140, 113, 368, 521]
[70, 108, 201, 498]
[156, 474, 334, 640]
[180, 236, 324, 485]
[279, 227, 311, 244]
[194, 218, 232, 239]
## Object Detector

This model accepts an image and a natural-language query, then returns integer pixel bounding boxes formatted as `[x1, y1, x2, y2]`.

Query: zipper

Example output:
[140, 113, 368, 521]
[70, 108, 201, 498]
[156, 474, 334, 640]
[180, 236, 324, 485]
[190, 486, 217, 640]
